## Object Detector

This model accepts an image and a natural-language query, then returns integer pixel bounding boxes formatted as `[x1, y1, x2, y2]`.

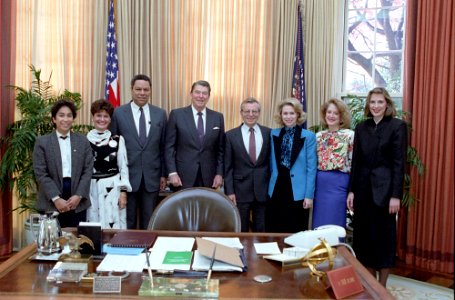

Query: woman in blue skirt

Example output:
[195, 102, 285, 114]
[312, 98, 354, 229]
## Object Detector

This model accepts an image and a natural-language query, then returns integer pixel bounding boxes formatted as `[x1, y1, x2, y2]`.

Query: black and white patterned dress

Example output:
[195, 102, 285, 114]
[86, 130, 131, 229]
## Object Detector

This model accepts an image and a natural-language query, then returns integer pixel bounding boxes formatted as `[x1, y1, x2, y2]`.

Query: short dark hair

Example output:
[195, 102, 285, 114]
[364, 87, 397, 118]
[51, 99, 77, 119]
[191, 80, 211, 95]
[91, 99, 114, 117]
[131, 74, 151, 88]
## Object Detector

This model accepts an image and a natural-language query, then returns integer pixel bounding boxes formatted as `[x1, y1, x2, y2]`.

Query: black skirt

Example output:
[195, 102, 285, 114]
[266, 166, 309, 233]
[353, 181, 397, 269]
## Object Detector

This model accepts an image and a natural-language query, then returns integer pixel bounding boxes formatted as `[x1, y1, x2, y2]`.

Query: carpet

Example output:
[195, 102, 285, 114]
[387, 274, 454, 300]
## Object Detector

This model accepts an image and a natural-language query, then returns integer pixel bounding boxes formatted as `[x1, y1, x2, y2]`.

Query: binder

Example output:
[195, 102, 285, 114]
[108, 231, 157, 248]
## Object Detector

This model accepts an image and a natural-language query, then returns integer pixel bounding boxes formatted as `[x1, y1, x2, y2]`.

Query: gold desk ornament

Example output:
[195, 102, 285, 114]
[301, 238, 337, 279]
[58, 232, 95, 261]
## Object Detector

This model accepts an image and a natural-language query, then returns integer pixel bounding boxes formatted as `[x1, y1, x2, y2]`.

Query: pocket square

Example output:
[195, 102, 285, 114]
[213, 127, 220, 130]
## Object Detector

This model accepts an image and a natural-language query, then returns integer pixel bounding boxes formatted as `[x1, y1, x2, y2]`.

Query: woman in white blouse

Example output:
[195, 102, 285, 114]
[312, 98, 354, 228]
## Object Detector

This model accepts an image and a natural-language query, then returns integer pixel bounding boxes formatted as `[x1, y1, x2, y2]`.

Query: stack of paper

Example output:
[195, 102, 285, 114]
[96, 253, 146, 272]
[147, 237, 195, 271]
[192, 250, 243, 272]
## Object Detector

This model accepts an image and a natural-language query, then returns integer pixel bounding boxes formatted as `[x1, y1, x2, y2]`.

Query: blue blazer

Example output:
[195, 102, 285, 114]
[268, 126, 317, 200]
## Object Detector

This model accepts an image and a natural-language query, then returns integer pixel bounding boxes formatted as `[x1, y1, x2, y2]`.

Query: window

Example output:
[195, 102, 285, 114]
[344, 0, 406, 96]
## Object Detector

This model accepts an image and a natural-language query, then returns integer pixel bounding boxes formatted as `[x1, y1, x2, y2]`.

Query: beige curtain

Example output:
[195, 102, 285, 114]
[303, 0, 345, 127]
[13, 0, 106, 249]
[117, 0, 299, 130]
[12, 0, 302, 248]
[15, 0, 106, 126]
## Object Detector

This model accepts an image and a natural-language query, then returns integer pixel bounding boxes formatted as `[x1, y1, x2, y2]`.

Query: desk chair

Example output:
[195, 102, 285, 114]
[147, 187, 241, 232]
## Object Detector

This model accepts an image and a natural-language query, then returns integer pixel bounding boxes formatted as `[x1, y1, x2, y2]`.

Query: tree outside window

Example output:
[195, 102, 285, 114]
[344, 0, 406, 95]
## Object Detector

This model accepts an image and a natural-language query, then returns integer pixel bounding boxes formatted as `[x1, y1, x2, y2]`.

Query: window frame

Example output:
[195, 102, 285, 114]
[341, 0, 407, 100]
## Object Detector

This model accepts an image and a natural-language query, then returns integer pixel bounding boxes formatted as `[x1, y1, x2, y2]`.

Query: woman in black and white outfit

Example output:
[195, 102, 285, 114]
[87, 100, 131, 229]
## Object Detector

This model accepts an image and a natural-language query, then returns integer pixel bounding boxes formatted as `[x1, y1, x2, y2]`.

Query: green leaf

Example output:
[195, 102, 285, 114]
[0, 65, 91, 213]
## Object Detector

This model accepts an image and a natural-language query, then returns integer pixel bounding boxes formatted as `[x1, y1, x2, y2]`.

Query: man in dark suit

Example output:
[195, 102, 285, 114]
[165, 80, 225, 189]
[110, 74, 167, 229]
[224, 98, 271, 232]
[33, 99, 93, 228]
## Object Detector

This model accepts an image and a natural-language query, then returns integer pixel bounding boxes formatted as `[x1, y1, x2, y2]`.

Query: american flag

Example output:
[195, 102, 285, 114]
[105, 0, 120, 107]
[292, 2, 306, 126]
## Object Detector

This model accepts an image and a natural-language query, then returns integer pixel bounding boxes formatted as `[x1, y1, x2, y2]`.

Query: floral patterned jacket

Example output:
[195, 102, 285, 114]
[316, 129, 354, 173]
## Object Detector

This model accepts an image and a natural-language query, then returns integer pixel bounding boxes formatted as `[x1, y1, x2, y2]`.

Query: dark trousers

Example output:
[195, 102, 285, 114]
[58, 177, 86, 228]
[237, 201, 266, 232]
[193, 166, 206, 187]
[171, 166, 208, 192]
[127, 176, 159, 229]
[266, 166, 310, 233]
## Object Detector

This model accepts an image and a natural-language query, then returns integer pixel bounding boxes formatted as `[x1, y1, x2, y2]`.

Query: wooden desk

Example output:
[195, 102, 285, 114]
[0, 230, 393, 299]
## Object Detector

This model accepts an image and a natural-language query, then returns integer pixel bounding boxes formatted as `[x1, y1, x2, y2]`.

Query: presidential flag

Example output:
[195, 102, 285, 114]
[292, 2, 306, 125]
[105, 0, 120, 107]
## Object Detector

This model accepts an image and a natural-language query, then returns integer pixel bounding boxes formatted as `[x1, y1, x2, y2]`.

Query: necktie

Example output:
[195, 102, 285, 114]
[249, 127, 256, 164]
[60, 136, 68, 140]
[197, 112, 204, 145]
[139, 107, 147, 146]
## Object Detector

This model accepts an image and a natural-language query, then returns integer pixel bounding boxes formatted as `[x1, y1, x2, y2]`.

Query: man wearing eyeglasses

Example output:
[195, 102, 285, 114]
[224, 97, 271, 232]
[165, 80, 225, 190]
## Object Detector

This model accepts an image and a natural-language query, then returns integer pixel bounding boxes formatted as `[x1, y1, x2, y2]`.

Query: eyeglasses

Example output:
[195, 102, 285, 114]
[241, 110, 260, 115]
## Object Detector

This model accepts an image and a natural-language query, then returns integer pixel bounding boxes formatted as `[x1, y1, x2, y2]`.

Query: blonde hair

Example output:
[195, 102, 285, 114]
[274, 98, 306, 126]
[320, 98, 351, 129]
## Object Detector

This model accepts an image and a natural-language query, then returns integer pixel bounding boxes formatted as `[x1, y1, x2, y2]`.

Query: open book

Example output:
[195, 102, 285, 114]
[191, 237, 246, 272]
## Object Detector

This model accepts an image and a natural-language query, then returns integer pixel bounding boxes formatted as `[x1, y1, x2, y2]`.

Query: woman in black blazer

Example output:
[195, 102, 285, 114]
[347, 87, 407, 287]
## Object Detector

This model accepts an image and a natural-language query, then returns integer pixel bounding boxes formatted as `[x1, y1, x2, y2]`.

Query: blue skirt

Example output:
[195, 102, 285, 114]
[312, 170, 349, 228]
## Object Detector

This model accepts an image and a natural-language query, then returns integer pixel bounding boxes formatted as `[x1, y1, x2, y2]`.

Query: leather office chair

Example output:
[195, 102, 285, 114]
[147, 187, 241, 232]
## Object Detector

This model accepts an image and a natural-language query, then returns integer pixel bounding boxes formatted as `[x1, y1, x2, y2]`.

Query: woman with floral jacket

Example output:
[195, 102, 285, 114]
[312, 98, 354, 228]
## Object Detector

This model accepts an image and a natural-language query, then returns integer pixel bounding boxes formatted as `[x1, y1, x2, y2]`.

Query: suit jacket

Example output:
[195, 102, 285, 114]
[268, 126, 317, 200]
[224, 124, 271, 202]
[349, 116, 407, 207]
[110, 102, 167, 192]
[33, 131, 93, 213]
[165, 105, 225, 188]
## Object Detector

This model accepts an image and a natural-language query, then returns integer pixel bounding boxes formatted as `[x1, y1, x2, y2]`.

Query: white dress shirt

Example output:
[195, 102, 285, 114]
[241, 123, 263, 161]
[130, 101, 151, 136]
[191, 105, 206, 132]
[56, 131, 72, 178]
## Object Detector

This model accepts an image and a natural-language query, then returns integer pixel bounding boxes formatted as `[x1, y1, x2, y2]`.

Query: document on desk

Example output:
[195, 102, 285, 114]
[201, 237, 244, 249]
[263, 247, 308, 267]
[192, 250, 243, 272]
[152, 236, 195, 251]
[193, 237, 246, 272]
[254, 242, 281, 254]
[147, 237, 195, 271]
[96, 253, 146, 272]
[147, 250, 193, 271]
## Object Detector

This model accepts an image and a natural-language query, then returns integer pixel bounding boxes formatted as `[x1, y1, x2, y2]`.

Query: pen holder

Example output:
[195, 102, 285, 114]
[138, 276, 219, 298]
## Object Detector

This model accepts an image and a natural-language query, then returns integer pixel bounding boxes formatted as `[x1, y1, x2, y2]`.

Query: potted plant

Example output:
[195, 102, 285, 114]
[0, 65, 91, 243]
